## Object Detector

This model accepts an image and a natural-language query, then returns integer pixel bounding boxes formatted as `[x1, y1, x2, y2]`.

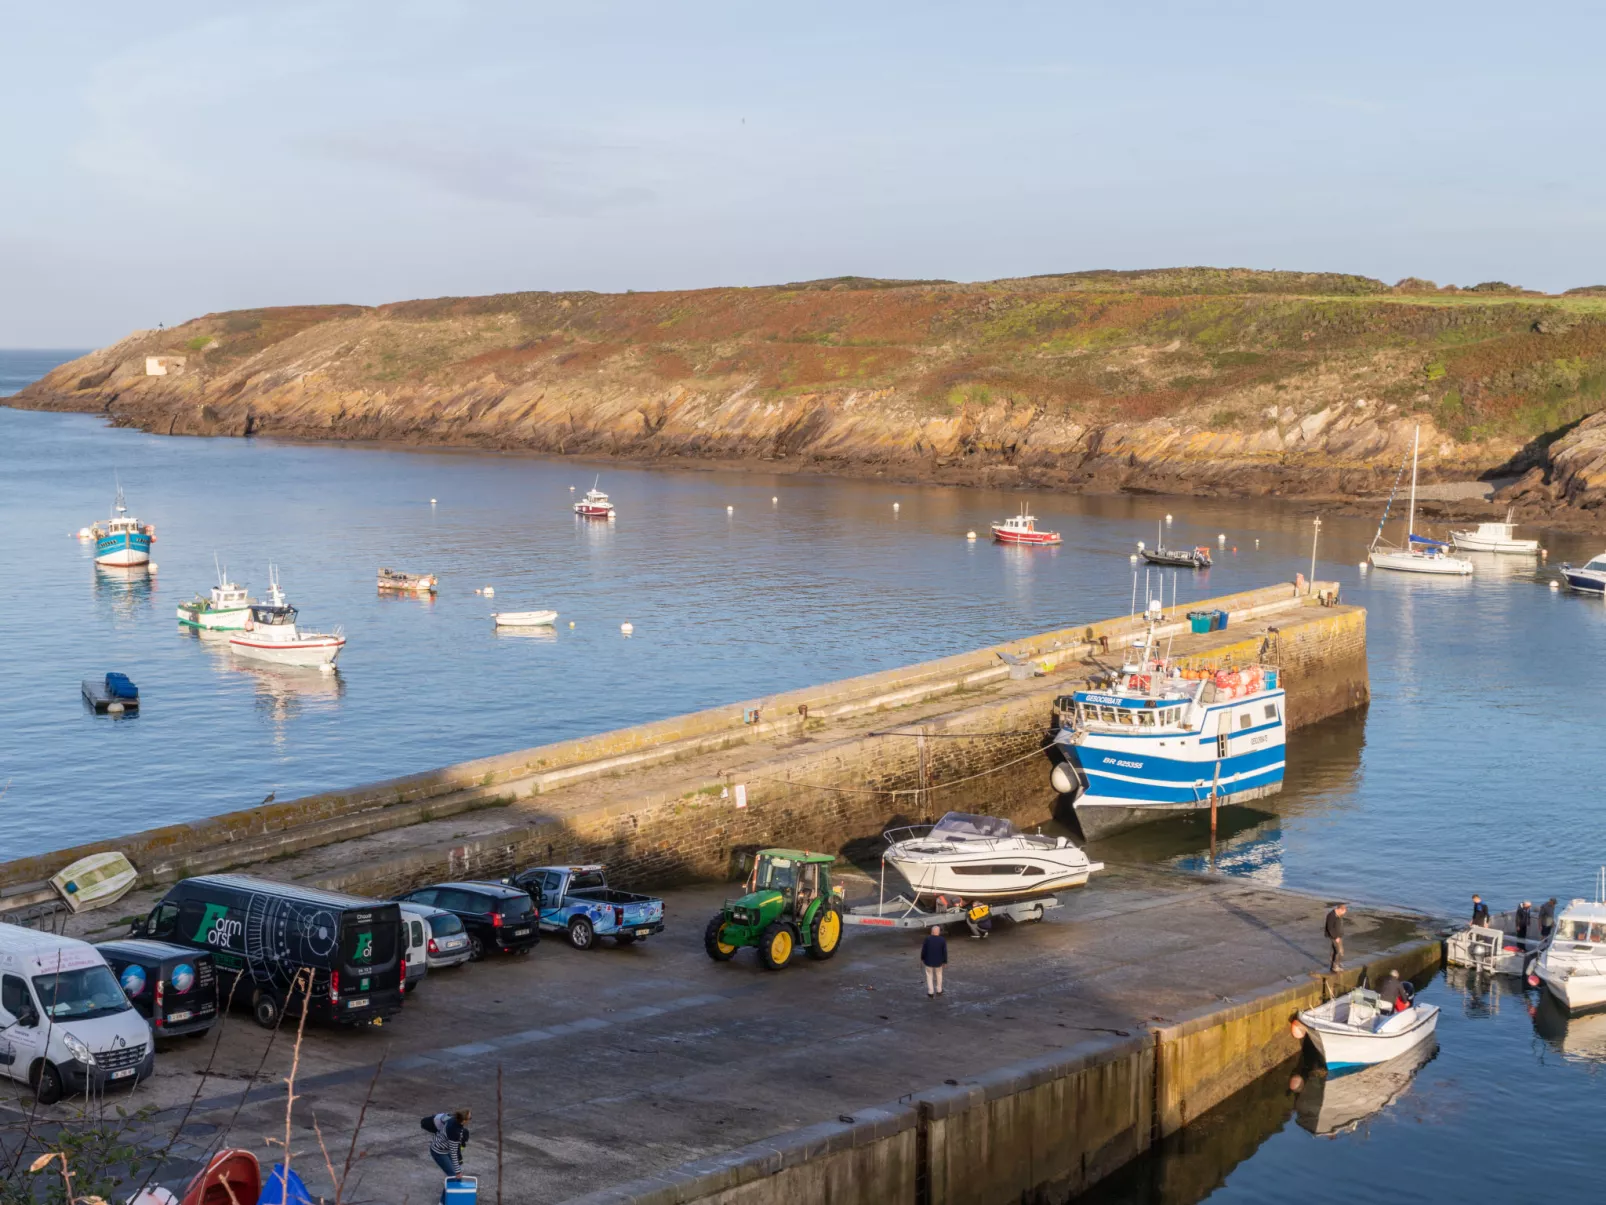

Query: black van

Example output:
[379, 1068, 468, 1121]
[96, 939, 219, 1039]
[132, 874, 403, 1029]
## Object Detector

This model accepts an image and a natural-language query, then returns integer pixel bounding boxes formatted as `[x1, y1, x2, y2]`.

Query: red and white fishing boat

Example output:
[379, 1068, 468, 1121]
[573, 477, 615, 519]
[990, 506, 1061, 546]
[228, 568, 345, 672]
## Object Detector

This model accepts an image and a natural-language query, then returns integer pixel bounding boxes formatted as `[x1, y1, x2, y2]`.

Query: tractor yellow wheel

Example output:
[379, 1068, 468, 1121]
[704, 915, 737, 961]
[807, 907, 842, 960]
[760, 922, 796, 970]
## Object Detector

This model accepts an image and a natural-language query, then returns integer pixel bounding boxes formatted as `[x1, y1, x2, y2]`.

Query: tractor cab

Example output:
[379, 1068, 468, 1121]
[706, 850, 844, 970]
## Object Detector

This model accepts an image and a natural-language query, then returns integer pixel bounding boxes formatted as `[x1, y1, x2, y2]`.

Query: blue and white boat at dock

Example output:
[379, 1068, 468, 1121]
[1051, 611, 1286, 839]
[90, 486, 154, 567]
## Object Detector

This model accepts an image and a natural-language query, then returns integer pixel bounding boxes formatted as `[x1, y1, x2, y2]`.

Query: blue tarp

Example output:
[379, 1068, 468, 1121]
[104, 672, 138, 699]
[1408, 533, 1449, 549]
[257, 1165, 315, 1205]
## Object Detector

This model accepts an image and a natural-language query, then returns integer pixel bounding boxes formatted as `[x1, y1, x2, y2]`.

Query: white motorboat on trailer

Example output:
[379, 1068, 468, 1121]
[1367, 426, 1474, 575]
[1050, 608, 1287, 838]
[1450, 508, 1540, 554]
[1296, 987, 1439, 1072]
[1559, 551, 1606, 594]
[227, 569, 344, 671]
[882, 812, 1101, 902]
[177, 558, 255, 631]
[1534, 875, 1606, 1013]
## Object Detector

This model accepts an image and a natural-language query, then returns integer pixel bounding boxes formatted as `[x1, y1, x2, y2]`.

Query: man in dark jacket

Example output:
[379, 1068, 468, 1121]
[1378, 969, 1412, 1011]
[1325, 903, 1347, 972]
[1514, 901, 1533, 941]
[1471, 895, 1490, 927]
[921, 925, 948, 997]
[1541, 898, 1558, 941]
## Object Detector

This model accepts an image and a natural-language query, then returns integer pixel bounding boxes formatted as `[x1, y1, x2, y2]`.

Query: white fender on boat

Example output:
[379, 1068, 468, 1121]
[1050, 763, 1078, 795]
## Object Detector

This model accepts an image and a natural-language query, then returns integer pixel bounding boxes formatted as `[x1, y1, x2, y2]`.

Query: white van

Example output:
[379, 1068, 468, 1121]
[398, 907, 429, 994]
[0, 924, 154, 1102]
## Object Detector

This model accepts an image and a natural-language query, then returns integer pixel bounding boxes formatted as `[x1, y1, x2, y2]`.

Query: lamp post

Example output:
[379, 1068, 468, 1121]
[1309, 517, 1322, 594]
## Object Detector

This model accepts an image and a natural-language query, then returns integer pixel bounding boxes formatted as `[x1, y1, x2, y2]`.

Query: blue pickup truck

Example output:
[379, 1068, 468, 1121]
[510, 865, 665, 950]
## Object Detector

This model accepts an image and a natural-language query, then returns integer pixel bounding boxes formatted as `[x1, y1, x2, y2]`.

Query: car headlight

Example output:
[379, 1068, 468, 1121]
[62, 1033, 94, 1066]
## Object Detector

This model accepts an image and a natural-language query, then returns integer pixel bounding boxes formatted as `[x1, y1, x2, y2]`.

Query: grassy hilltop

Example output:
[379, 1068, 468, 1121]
[14, 268, 1606, 514]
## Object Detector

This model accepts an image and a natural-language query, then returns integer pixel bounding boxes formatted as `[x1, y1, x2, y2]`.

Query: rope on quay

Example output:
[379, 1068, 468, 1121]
[743, 740, 1055, 797]
[869, 728, 1057, 738]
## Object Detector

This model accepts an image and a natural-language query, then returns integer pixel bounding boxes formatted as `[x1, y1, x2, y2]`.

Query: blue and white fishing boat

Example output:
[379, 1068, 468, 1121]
[90, 486, 154, 567]
[1050, 610, 1286, 838]
[1559, 551, 1606, 594]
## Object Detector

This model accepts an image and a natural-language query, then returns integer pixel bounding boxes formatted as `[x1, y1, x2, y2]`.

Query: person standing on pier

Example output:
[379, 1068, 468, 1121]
[922, 925, 948, 997]
[1324, 903, 1347, 973]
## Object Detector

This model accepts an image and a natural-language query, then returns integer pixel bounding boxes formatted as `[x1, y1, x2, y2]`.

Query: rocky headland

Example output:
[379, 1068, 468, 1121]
[12, 267, 1606, 524]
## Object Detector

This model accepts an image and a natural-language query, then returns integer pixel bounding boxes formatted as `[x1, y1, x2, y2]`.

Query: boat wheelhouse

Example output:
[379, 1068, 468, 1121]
[882, 812, 1101, 902]
[990, 506, 1060, 546]
[1560, 552, 1606, 595]
[90, 487, 154, 567]
[1051, 623, 1286, 838]
[574, 478, 615, 518]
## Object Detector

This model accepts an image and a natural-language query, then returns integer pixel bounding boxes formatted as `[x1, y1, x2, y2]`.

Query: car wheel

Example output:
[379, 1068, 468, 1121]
[568, 917, 595, 950]
[468, 933, 486, 961]
[252, 991, 282, 1029]
[32, 1061, 63, 1106]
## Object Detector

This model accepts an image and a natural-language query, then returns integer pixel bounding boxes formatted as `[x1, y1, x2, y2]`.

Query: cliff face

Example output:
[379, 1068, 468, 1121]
[14, 269, 1606, 510]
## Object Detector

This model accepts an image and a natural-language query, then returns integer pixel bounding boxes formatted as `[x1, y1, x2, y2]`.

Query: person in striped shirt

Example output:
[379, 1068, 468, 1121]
[424, 1108, 471, 1177]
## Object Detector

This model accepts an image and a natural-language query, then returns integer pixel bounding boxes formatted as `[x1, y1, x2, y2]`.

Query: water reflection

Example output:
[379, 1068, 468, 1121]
[1293, 1041, 1437, 1137]
[1530, 988, 1606, 1065]
[92, 565, 153, 619]
[236, 664, 345, 738]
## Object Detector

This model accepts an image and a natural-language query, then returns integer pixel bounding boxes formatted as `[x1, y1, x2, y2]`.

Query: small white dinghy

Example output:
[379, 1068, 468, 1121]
[492, 610, 558, 628]
[1296, 987, 1439, 1072]
[50, 851, 138, 913]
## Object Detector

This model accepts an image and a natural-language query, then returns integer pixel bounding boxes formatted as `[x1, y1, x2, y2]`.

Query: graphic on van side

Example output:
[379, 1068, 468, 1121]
[119, 965, 147, 998]
[354, 932, 373, 962]
[171, 964, 195, 994]
[192, 903, 243, 949]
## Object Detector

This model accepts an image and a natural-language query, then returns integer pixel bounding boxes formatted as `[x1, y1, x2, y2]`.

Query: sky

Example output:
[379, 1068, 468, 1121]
[3, 2, 1605, 346]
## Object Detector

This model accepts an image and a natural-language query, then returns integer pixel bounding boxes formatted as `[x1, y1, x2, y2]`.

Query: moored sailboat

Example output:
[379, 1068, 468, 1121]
[1367, 427, 1473, 576]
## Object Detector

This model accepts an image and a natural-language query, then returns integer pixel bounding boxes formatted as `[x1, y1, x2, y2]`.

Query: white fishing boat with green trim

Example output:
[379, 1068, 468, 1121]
[177, 560, 256, 631]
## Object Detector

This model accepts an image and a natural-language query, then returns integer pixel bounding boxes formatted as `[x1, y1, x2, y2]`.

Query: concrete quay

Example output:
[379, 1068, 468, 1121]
[35, 867, 1437, 1205]
[0, 580, 1366, 909]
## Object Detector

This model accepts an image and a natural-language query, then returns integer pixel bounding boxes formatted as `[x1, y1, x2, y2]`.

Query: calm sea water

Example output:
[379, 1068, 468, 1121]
[5, 350, 1606, 1199]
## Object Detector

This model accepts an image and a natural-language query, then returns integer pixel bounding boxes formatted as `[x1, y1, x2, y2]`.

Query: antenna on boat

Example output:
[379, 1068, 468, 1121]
[214, 551, 225, 588]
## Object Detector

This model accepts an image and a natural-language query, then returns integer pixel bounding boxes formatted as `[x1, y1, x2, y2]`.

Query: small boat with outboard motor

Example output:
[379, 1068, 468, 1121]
[1294, 986, 1439, 1071]
[990, 505, 1061, 546]
[1533, 871, 1606, 1013]
[574, 478, 616, 519]
[1050, 602, 1287, 838]
[1367, 426, 1474, 575]
[377, 567, 437, 594]
[227, 568, 345, 671]
[1445, 904, 1546, 976]
[177, 558, 255, 631]
[1140, 522, 1212, 569]
[1450, 508, 1540, 555]
[881, 812, 1101, 902]
[1559, 551, 1606, 595]
[89, 485, 155, 567]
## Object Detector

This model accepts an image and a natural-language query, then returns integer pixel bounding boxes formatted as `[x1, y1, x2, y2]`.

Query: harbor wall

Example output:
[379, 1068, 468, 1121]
[560, 937, 1441, 1205]
[0, 582, 1366, 904]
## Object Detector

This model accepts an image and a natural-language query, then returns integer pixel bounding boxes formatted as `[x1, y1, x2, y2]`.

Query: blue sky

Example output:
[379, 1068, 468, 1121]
[3, 2, 1603, 345]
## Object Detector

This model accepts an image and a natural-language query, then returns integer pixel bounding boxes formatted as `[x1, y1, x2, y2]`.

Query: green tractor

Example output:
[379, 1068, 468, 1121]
[704, 849, 845, 970]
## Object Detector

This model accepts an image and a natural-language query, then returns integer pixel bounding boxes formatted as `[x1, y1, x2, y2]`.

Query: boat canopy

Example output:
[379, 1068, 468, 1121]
[1408, 533, 1449, 549]
[250, 604, 297, 626]
[931, 812, 1019, 840]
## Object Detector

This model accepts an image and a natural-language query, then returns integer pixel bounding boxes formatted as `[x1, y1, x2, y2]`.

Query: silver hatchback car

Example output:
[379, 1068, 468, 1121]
[399, 902, 473, 970]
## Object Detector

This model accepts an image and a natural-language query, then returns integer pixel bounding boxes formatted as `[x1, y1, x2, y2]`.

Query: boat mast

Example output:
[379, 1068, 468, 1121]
[1404, 424, 1419, 549]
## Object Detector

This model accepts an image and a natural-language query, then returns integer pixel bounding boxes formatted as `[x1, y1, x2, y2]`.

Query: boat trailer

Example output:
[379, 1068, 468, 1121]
[844, 893, 1062, 931]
